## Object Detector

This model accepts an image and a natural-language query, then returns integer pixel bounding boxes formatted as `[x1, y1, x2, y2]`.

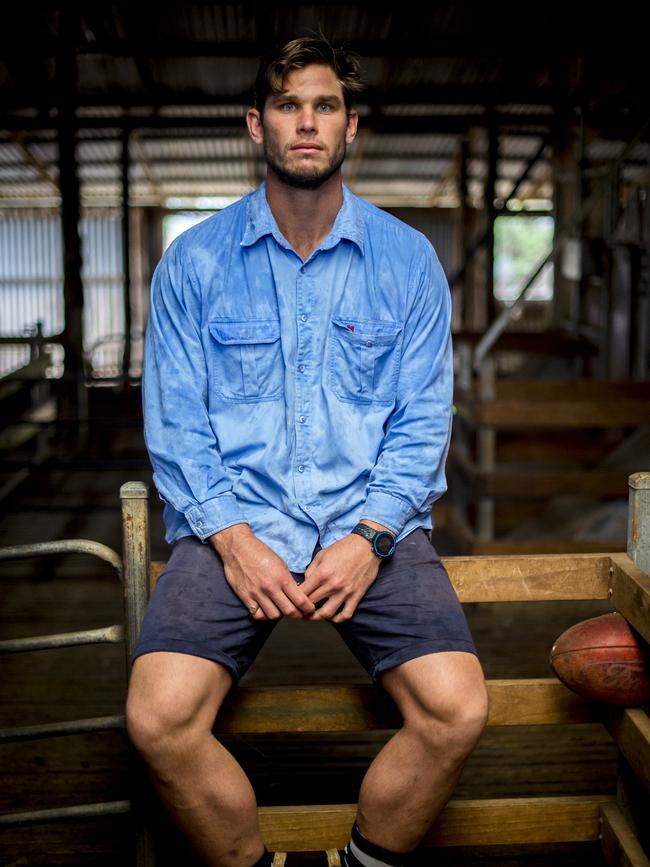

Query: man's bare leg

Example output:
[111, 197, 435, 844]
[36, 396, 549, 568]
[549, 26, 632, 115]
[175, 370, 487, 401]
[126, 652, 265, 867]
[353, 651, 488, 855]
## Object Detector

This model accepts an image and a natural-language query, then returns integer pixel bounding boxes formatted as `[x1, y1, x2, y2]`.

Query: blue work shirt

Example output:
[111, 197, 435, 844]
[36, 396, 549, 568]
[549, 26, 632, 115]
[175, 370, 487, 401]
[143, 182, 453, 571]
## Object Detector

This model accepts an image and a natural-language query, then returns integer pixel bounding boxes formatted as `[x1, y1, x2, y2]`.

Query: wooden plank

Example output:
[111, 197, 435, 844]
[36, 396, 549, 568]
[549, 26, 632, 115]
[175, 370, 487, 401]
[608, 709, 650, 793]
[445, 553, 611, 602]
[152, 554, 612, 601]
[489, 381, 650, 402]
[157, 544, 611, 594]
[471, 540, 625, 556]
[471, 399, 650, 430]
[258, 795, 615, 851]
[600, 804, 650, 867]
[150, 560, 165, 590]
[475, 469, 629, 499]
[486, 678, 600, 726]
[609, 554, 650, 645]
[214, 679, 599, 734]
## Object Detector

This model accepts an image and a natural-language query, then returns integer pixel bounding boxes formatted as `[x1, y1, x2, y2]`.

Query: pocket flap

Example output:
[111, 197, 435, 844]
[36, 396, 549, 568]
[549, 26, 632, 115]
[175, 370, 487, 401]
[331, 317, 401, 346]
[209, 319, 281, 345]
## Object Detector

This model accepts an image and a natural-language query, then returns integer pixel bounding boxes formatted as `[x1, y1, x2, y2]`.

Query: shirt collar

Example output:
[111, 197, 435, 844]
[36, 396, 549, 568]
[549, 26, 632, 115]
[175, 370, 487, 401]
[241, 181, 365, 255]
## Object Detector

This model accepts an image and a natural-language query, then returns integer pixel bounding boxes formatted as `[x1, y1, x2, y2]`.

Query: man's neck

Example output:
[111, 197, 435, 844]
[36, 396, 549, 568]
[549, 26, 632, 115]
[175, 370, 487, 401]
[264, 171, 344, 262]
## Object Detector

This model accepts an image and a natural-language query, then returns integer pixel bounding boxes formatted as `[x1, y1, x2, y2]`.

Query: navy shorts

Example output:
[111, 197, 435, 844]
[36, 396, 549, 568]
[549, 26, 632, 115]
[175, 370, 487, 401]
[131, 528, 477, 684]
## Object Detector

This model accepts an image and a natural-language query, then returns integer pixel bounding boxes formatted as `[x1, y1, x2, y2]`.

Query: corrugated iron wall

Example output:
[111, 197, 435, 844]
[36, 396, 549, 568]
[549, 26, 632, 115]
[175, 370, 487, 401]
[0, 209, 130, 379]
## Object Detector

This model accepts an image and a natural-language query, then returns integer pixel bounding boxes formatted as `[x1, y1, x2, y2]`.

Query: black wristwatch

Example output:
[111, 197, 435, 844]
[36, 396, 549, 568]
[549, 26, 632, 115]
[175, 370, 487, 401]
[351, 522, 397, 558]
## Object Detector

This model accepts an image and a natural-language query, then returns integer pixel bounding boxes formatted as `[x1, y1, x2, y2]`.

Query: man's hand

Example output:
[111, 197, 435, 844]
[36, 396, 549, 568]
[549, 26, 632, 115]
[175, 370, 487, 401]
[210, 523, 316, 621]
[300, 524, 387, 623]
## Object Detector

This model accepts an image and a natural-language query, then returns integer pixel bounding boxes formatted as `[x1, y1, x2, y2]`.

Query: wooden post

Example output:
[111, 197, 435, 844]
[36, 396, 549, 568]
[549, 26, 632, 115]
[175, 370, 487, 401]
[484, 117, 498, 327]
[56, 7, 85, 436]
[476, 357, 496, 542]
[121, 129, 132, 383]
[119, 481, 156, 867]
[120, 481, 151, 660]
[628, 472, 650, 577]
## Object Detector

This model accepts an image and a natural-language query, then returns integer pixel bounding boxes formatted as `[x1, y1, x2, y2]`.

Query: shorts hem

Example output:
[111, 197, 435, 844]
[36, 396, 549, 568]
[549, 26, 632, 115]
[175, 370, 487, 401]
[371, 638, 477, 682]
[130, 639, 240, 684]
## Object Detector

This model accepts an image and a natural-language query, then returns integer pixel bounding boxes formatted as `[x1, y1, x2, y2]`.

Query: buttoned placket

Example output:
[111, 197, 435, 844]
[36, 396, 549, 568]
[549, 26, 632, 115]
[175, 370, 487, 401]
[295, 261, 314, 517]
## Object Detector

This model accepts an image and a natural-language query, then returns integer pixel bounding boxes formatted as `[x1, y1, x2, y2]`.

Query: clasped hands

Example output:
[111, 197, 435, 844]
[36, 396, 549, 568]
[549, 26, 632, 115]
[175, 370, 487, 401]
[211, 521, 388, 624]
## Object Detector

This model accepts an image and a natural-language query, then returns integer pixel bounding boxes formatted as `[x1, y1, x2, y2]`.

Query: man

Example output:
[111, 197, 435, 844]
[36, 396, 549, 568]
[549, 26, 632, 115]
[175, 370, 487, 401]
[126, 35, 488, 867]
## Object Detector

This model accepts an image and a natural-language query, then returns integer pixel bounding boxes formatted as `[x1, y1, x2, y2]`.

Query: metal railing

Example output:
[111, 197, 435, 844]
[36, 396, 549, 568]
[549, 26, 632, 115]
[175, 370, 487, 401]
[0, 537, 129, 827]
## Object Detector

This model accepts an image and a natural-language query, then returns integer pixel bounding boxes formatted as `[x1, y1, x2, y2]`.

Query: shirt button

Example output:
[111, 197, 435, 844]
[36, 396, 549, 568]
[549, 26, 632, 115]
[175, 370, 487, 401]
[298, 465, 305, 473]
[300, 313, 307, 322]
[299, 415, 306, 423]
[298, 364, 305, 373]
[366, 340, 373, 347]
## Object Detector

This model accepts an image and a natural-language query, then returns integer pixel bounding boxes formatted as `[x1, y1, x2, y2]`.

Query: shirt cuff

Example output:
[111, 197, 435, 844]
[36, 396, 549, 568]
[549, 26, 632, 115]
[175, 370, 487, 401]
[185, 493, 248, 541]
[361, 489, 417, 538]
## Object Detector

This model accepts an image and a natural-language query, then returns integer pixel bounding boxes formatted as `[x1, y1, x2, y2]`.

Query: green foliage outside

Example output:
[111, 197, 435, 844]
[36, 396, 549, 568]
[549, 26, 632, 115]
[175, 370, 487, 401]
[494, 215, 554, 302]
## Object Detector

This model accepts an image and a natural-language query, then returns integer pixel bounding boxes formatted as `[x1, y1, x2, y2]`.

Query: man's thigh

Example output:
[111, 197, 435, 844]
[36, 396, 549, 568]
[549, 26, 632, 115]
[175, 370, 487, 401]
[380, 650, 487, 725]
[127, 650, 233, 731]
[130, 536, 277, 684]
[333, 528, 479, 682]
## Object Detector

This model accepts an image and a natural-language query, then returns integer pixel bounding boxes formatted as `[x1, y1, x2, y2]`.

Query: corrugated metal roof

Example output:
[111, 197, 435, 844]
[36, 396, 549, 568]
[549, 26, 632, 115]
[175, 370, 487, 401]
[1, 3, 645, 208]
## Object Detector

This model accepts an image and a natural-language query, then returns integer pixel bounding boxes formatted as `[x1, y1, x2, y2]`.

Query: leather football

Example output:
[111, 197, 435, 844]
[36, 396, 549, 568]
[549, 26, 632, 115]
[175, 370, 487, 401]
[550, 612, 650, 705]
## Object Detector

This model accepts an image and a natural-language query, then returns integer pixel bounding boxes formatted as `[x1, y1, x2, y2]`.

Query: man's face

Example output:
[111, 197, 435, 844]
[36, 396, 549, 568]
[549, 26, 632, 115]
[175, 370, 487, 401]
[247, 64, 358, 190]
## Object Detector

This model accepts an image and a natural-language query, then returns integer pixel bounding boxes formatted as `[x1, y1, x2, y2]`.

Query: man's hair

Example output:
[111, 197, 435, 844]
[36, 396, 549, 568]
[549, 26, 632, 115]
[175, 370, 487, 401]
[253, 35, 365, 116]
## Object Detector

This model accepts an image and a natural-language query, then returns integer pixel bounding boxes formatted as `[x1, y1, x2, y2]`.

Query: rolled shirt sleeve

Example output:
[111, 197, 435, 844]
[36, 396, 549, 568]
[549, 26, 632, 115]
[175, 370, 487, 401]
[143, 237, 247, 541]
[361, 238, 453, 537]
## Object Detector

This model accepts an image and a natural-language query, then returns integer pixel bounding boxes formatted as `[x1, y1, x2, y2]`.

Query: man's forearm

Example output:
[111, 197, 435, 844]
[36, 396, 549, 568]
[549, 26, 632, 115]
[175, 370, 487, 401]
[209, 522, 253, 561]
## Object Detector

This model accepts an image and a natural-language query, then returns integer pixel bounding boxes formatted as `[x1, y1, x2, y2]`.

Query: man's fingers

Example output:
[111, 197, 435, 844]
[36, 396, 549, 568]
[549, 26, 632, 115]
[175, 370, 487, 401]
[254, 596, 283, 620]
[268, 587, 305, 619]
[331, 597, 359, 623]
[304, 584, 332, 606]
[308, 593, 346, 621]
[283, 581, 317, 616]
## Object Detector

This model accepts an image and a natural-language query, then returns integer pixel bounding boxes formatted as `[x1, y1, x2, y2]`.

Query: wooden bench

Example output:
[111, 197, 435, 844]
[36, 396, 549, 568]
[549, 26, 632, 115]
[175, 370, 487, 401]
[118, 474, 650, 865]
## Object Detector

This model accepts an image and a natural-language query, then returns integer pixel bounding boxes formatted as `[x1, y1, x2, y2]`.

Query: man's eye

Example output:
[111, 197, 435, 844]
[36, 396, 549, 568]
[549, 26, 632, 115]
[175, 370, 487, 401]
[280, 103, 296, 111]
[319, 104, 332, 112]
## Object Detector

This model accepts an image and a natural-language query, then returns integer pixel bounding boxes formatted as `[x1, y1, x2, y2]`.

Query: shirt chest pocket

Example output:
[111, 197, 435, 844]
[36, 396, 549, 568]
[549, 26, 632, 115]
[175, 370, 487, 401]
[208, 319, 283, 402]
[328, 317, 402, 405]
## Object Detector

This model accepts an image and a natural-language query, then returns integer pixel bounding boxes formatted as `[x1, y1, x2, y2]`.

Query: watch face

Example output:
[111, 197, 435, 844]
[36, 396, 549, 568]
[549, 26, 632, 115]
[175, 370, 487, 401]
[374, 531, 395, 556]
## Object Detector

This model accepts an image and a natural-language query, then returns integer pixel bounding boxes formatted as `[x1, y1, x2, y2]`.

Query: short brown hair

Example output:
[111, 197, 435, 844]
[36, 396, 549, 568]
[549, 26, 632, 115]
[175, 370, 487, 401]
[253, 35, 365, 115]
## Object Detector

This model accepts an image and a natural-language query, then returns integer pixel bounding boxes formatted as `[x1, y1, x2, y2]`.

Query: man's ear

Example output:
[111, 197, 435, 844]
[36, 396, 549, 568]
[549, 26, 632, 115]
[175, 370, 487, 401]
[246, 108, 264, 144]
[345, 109, 359, 145]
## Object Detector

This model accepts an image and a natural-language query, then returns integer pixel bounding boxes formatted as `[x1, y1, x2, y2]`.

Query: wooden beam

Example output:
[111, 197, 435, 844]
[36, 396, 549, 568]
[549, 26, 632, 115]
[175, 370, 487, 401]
[154, 553, 612, 601]
[213, 679, 599, 734]
[486, 678, 599, 726]
[152, 554, 612, 600]
[608, 709, 650, 793]
[257, 796, 615, 851]
[483, 381, 650, 401]
[471, 540, 625, 556]
[600, 804, 650, 867]
[609, 554, 650, 645]
[445, 553, 611, 601]
[466, 468, 629, 499]
[457, 398, 650, 429]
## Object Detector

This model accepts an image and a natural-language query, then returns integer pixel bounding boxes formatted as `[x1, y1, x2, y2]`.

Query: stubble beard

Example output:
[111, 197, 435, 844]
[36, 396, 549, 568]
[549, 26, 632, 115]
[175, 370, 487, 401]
[264, 139, 347, 190]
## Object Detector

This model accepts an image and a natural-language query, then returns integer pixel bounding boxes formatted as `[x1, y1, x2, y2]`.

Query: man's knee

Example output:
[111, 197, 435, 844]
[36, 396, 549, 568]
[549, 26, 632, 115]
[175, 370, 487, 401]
[125, 652, 231, 765]
[387, 652, 489, 758]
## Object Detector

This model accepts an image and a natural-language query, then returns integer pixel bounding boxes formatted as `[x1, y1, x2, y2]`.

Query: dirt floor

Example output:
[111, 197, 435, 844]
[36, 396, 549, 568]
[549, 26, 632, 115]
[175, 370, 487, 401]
[0, 402, 617, 866]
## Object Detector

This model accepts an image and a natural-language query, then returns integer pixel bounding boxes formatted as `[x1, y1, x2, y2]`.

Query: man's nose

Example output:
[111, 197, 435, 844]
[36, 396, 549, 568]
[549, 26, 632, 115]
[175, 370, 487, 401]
[297, 108, 317, 132]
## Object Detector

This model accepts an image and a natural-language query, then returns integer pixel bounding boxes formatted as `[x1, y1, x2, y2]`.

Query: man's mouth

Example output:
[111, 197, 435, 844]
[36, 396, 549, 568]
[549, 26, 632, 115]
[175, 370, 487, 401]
[291, 144, 323, 151]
